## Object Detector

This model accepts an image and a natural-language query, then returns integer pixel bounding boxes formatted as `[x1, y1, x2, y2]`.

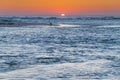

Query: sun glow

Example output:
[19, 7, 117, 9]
[61, 14, 65, 16]
[0, 0, 120, 15]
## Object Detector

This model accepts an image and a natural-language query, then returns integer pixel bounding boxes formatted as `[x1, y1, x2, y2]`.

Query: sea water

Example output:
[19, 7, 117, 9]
[0, 16, 120, 80]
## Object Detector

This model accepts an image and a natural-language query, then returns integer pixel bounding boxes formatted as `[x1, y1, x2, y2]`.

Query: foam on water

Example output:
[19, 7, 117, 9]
[97, 25, 120, 28]
[0, 60, 114, 80]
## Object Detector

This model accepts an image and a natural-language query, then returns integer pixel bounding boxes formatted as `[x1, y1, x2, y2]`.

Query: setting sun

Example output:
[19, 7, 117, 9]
[61, 14, 65, 16]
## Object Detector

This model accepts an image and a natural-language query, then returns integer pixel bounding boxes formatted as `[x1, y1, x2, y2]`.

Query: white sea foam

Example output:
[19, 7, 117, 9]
[97, 25, 120, 28]
[0, 59, 113, 80]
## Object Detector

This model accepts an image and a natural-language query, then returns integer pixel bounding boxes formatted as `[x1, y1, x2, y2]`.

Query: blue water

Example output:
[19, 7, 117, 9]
[0, 16, 120, 80]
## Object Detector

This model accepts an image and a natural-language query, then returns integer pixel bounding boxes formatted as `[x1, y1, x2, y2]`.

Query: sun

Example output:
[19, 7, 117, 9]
[61, 14, 65, 17]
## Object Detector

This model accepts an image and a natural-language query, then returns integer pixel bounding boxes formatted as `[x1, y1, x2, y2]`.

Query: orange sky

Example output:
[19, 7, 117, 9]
[0, 0, 120, 16]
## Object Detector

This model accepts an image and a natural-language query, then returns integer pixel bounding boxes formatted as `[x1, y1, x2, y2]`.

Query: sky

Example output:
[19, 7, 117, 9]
[0, 0, 120, 16]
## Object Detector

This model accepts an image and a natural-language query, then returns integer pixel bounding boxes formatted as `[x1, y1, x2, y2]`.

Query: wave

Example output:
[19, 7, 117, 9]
[0, 16, 120, 23]
[97, 25, 120, 28]
[0, 59, 117, 80]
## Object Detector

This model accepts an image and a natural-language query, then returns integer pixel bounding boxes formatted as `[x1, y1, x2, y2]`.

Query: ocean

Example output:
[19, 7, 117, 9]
[0, 16, 120, 80]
